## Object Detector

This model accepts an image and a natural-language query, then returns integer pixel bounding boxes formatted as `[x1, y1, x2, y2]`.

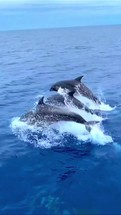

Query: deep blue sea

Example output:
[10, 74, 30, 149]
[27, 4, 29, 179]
[0, 25, 121, 215]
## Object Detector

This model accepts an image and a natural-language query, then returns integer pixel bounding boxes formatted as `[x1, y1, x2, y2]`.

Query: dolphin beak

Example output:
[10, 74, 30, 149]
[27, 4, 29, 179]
[50, 87, 53, 91]
[50, 86, 56, 91]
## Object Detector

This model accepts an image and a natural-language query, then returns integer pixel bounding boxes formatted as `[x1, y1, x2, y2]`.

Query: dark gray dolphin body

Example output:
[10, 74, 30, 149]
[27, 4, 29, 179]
[20, 97, 98, 130]
[46, 94, 65, 107]
[21, 97, 86, 125]
[50, 75, 101, 104]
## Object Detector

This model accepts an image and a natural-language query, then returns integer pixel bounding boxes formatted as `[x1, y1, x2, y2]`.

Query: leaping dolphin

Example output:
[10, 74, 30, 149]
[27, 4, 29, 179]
[46, 92, 100, 116]
[50, 75, 101, 104]
[20, 97, 99, 131]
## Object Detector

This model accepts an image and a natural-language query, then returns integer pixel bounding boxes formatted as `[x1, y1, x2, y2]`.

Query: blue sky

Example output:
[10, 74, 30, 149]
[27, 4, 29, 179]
[0, 0, 121, 30]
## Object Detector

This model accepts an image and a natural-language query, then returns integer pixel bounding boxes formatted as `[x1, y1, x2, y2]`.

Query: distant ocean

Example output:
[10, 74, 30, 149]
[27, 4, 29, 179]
[0, 25, 121, 215]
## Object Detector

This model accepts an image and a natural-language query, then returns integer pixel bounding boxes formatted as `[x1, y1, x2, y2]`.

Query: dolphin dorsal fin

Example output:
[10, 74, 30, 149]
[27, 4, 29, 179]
[68, 91, 75, 97]
[75, 75, 83, 82]
[38, 96, 44, 105]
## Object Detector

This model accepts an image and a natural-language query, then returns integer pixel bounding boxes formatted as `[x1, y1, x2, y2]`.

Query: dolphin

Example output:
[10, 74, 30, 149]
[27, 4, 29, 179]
[46, 92, 100, 116]
[20, 97, 99, 131]
[50, 75, 101, 104]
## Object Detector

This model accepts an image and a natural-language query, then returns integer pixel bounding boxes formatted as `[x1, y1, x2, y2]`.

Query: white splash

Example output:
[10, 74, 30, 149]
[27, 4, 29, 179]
[58, 87, 69, 95]
[52, 122, 113, 145]
[10, 117, 113, 149]
[75, 93, 115, 111]
[89, 124, 113, 145]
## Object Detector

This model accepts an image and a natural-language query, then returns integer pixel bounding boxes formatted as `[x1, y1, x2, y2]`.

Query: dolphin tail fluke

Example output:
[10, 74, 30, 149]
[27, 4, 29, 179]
[85, 124, 91, 132]
[85, 121, 100, 132]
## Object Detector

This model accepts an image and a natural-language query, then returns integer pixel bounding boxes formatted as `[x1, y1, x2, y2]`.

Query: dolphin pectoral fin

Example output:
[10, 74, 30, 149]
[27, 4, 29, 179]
[75, 75, 84, 82]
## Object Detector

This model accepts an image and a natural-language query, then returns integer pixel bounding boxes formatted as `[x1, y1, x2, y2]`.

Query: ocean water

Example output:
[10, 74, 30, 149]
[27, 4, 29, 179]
[0, 25, 121, 215]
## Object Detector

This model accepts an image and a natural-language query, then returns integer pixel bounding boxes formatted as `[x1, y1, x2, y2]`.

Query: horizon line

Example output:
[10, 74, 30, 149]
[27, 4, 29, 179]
[0, 23, 121, 33]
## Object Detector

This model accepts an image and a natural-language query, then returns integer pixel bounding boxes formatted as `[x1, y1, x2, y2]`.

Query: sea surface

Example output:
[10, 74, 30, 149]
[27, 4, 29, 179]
[0, 25, 121, 215]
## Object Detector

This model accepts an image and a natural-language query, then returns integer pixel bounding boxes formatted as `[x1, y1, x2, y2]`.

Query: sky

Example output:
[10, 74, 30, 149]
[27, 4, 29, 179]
[0, 0, 121, 30]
